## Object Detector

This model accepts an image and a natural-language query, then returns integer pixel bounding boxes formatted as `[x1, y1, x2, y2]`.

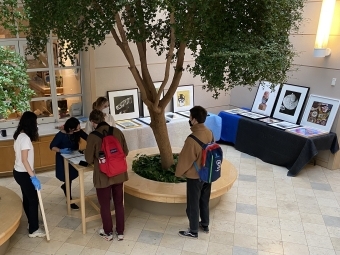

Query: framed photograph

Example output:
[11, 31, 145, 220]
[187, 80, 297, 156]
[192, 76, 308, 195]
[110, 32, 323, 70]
[143, 82, 164, 117]
[165, 112, 187, 121]
[177, 110, 191, 118]
[300, 94, 340, 133]
[116, 119, 142, 129]
[107, 89, 139, 121]
[251, 81, 280, 116]
[238, 111, 266, 119]
[286, 126, 328, 138]
[223, 108, 248, 115]
[258, 117, 281, 124]
[268, 121, 300, 130]
[137, 116, 170, 125]
[272, 84, 309, 124]
[173, 85, 194, 112]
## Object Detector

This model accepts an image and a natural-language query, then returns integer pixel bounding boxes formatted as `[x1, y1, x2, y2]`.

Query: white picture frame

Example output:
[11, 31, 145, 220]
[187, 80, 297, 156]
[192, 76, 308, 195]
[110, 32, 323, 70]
[268, 121, 300, 130]
[272, 84, 310, 124]
[238, 111, 266, 119]
[173, 85, 194, 112]
[251, 81, 280, 116]
[107, 89, 139, 121]
[300, 94, 340, 132]
[143, 82, 163, 117]
[165, 112, 187, 122]
[116, 119, 142, 129]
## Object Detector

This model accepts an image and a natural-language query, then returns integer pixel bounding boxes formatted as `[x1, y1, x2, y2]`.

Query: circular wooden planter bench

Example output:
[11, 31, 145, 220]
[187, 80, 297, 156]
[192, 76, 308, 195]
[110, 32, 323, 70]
[0, 186, 22, 255]
[124, 147, 237, 216]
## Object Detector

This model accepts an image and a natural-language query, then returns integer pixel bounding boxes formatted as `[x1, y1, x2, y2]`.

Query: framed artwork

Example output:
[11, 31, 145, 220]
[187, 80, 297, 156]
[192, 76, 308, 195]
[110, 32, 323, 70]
[251, 81, 280, 116]
[268, 121, 300, 130]
[137, 116, 170, 125]
[258, 117, 281, 124]
[116, 119, 142, 129]
[300, 94, 340, 132]
[238, 111, 266, 119]
[286, 126, 328, 138]
[173, 85, 194, 112]
[272, 84, 310, 124]
[107, 89, 139, 121]
[223, 108, 248, 115]
[143, 82, 163, 117]
[165, 112, 187, 121]
[177, 110, 190, 118]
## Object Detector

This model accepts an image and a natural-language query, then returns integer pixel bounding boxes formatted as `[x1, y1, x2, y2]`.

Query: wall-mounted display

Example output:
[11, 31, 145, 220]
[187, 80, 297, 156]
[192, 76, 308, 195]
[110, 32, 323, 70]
[238, 111, 266, 119]
[300, 94, 340, 132]
[251, 81, 280, 116]
[286, 126, 328, 138]
[143, 82, 163, 117]
[272, 84, 309, 124]
[107, 89, 139, 121]
[116, 119, 142, 129]
[173, 85, 194, 112]
[258, 117, 281, 124]
[268, 121, 300, 130]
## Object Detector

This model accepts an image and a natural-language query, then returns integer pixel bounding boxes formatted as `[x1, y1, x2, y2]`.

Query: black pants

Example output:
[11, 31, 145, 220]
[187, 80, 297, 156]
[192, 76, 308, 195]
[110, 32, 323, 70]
[186, 178, 212, 233]
[13, 170, 39, 234]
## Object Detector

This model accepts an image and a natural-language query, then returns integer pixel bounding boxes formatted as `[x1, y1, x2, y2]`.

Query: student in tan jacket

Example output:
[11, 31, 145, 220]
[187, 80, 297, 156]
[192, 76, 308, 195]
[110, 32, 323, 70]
[85, 110, 129, 241]
[175, 106, 213, 238]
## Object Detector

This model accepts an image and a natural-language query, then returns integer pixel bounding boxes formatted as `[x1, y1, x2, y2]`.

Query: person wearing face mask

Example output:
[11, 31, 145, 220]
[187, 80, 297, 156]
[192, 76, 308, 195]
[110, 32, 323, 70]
[50, 117, 88, 210]
[85, 97, 116, 134]
[175, 106, 213, 239]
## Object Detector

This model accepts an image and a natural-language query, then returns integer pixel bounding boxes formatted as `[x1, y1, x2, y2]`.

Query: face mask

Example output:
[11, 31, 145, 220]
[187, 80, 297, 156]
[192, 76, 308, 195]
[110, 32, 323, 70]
[189, 120, 193, 127]
[102, 107, 110, 114]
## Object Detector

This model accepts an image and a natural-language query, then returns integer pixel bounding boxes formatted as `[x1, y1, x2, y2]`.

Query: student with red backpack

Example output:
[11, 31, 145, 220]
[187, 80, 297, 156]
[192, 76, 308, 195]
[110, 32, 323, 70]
[85, 109, 129, 241]
[175, 106, 222, 239]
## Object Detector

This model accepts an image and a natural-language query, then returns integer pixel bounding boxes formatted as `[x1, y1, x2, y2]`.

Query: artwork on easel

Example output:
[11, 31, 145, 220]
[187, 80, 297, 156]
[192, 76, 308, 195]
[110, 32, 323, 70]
[173, 85, 194, 112]
[251, 81, 280, 116]
[300, 94, 340, 132]
[272, 84, 310, 124]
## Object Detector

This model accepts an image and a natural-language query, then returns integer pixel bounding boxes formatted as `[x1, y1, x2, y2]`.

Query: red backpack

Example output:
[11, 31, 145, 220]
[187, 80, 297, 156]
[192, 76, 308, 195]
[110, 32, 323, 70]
[92, 126, 127, 177]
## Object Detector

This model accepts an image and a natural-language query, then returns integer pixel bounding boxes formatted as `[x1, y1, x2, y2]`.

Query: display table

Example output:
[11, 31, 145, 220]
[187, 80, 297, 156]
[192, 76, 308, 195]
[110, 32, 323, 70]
[234, 117, 339, 176]
[218, 111, 243, 144]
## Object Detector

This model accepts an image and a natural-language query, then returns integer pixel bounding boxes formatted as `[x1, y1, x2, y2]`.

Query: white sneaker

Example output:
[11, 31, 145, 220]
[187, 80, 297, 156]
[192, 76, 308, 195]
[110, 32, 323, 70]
[28, 228, 46, 238]
[115, 230, 124, 241]
[98, 229, 113, 241]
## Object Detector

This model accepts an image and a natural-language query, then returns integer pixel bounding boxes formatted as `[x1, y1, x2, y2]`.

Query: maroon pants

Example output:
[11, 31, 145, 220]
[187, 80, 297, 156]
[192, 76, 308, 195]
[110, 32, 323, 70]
[96, 183, 124, 235]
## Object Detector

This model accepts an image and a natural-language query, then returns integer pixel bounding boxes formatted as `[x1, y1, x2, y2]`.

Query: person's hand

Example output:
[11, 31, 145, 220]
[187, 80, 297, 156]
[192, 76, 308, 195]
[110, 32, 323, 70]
[30, 176, 41, 190]
[60, 148, 72, 154]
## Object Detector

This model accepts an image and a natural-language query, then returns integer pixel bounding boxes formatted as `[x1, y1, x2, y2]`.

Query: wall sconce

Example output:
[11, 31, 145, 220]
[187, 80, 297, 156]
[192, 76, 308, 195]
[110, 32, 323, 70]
[314, 0, 336, 57]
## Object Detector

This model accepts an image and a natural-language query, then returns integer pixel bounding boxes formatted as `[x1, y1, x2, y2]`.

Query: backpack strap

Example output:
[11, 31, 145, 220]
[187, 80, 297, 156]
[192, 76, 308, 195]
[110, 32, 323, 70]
[92, 130, 104, 140]
[92, 126, 114, 139]
[188, 134, 204, 148]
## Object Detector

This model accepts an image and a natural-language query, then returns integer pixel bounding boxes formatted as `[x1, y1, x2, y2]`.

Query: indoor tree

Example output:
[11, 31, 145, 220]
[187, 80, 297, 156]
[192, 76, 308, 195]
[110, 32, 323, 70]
[1, 0, 306, 168]
[0, 46, 34, 118]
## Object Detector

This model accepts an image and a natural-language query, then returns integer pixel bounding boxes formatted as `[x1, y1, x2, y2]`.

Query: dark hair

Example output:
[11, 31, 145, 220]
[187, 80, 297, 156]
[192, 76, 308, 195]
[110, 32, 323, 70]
[89, 109, 105, 124]
[64, 117, 80, 133]
[13, 111, 39, 141]
[93, 97, 108, 110]
[190, 106, 207, 123]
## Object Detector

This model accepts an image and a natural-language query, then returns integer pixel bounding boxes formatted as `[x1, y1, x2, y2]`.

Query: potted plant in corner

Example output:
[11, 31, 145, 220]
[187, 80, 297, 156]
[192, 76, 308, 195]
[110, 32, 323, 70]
[0, 46, 35, 120]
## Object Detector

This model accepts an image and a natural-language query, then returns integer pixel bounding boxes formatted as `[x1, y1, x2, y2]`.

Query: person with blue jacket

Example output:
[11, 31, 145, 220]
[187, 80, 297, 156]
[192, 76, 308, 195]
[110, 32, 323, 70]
[50, 117, 87, 210]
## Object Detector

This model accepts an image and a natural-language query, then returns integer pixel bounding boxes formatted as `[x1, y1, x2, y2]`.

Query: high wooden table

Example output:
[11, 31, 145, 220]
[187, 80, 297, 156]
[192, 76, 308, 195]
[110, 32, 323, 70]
[62, 154, 114, 234]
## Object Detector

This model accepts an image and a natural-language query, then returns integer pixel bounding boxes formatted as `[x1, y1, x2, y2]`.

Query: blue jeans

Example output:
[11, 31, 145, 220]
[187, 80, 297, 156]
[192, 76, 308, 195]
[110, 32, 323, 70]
[186, 178, 212, 233]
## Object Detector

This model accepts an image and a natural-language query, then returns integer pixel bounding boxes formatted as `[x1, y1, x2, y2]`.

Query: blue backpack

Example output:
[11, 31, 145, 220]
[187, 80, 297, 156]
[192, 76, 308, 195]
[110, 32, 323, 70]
[189, 134, 223, 183]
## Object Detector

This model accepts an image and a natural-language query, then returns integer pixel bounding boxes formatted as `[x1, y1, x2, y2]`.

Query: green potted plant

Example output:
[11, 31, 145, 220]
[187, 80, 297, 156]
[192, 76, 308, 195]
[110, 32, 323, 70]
[0, 46, 35, 119]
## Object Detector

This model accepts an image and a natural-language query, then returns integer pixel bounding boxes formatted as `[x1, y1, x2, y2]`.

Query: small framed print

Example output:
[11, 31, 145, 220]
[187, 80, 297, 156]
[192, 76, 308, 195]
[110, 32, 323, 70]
[116, 119, 142, 129]
[286, 126, 328, 138]
[176, 110, 191, 118]
[143, 82, 164, 117]
[165, 112, 187, 121]
[137, 116, 170, 125]
[223, 108, 248, 115]
[238, 112, 266, 119]
[107, 89, 139, 121]
[258, 117, 281, 124]
[268, 121, 300, 130]
[272, 84, 310, 124]
[173, 85, 194, 112]
[251, 81, 280, 116]
[300, 94, 340, 132]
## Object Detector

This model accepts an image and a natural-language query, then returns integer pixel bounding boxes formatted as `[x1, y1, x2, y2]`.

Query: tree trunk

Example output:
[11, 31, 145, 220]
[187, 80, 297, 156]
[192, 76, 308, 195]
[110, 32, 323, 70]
[149, 109, 174, 169]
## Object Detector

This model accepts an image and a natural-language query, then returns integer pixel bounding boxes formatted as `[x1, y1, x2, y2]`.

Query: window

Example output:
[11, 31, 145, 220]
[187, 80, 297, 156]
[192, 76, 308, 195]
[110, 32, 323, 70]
[0, 34, 83, 127]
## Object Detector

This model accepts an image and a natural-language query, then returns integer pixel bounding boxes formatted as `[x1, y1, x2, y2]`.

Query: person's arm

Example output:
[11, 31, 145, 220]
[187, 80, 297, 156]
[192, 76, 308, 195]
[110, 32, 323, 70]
[21, 149, 35, 177]
[50, 132, 63, 152]
[85, 134, 95, 164]
[79, 129, 88, 141]
[175, 138, 198, 177]
[120, 133, 129, 156]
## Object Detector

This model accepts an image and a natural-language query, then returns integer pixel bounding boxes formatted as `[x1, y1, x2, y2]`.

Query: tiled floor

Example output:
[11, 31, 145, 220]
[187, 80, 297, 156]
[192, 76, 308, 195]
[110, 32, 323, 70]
[2, 144, 340, 255]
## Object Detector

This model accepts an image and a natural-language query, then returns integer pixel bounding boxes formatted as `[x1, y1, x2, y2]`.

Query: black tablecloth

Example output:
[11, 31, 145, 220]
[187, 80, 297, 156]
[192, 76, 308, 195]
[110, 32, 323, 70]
[234, 117, 339, 176]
